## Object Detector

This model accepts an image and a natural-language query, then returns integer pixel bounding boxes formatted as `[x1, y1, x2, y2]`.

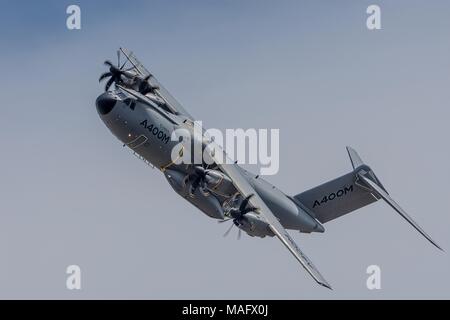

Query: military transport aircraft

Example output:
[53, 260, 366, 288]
[95, 48, 442, 289]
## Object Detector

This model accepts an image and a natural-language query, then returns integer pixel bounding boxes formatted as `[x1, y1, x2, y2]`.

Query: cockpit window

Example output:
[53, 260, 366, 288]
[123, 98, 136, 110]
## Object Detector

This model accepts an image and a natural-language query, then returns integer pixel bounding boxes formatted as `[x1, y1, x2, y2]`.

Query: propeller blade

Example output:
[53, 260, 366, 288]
[117, 50, 120, 68]
[223, 223, 234, 237]
[239, 194, 254, 212]
[241, 206, 256, 215]
[99, 72, 112, 82]
[237, 229, 242, 240]
[186, 167, 208, 195]
[191, 175, 202, 190]
[104, 60, 114, 68]
[104, 77, 114, 91]
[218, 218, 232, 223]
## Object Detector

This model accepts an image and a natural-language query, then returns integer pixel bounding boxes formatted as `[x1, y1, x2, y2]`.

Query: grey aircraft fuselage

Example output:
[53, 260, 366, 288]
[96, 90, 325, 237]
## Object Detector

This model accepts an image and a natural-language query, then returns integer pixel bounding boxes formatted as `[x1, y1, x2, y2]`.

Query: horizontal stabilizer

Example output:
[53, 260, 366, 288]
[350, 147, 442, 251]
[358, 173, 443, 251]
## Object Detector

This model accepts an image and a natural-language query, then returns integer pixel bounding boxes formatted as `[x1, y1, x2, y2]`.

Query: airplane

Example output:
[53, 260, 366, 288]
[95, 48, 442, 289]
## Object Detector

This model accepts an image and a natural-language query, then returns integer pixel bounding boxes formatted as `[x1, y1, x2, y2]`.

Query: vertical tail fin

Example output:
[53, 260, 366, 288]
[346, 146, 364, 169]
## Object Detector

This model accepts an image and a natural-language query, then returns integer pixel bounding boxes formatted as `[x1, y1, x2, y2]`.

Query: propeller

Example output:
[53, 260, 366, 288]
[99, 51, 135, 92]
[219, 219, 243, 239]
[99, 60, 125, 91]
[137, 74, 161, 95]
[187, 163, 224, 196]
[222, 222, 235, 237]
[187, 166, 208, 196]
[229, 194, 256, 220]
[218, 194, 257, 239]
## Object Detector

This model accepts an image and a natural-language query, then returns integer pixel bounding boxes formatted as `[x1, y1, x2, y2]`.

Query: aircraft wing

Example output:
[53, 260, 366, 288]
[119, 47, 195, 121]
[216, 161, 332, 289]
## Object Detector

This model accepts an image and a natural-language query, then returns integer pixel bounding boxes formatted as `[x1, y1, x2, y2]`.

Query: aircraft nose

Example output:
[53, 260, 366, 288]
[96, 92, 117, 115]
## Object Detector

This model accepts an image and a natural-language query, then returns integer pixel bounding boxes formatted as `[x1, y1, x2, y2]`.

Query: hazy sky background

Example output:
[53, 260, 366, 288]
[0, 0, 449, 299]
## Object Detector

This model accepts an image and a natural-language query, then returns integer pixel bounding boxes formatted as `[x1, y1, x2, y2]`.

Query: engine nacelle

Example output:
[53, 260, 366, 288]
[164, 169, 224, 220]
[203, 170, 235, 197]
[236, 213, 275, 238]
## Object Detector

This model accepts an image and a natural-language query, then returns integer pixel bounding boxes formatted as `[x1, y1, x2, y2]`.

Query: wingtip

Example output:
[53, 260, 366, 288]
[320, 282, 333, 290]
[419, 231, 443, 252]
[432, 241, 444, 252]
[345, 146, 364, 170]
[345, 146, 352, 156]
[403, 217, 443, 253]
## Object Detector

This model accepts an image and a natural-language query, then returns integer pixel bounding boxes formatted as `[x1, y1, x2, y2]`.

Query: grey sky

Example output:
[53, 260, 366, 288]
[0, 0, 449, 299]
